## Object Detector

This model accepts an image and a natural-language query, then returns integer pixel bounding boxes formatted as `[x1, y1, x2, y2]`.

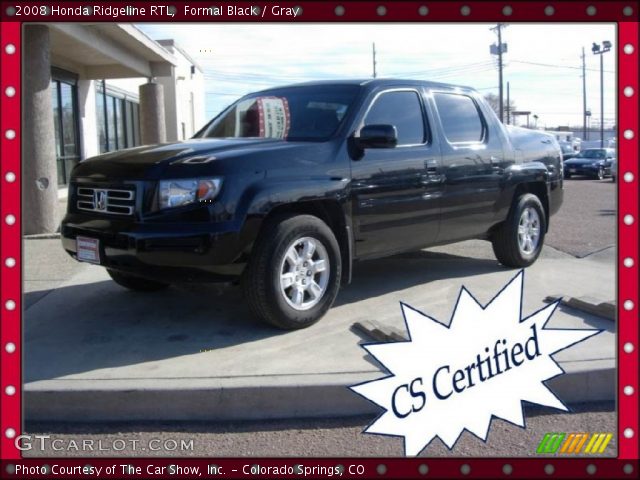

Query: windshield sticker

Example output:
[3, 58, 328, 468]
[257, 96, 291, 139]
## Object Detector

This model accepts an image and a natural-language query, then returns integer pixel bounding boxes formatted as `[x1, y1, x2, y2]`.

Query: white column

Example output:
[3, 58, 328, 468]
[139, 81, 166, 145]
[23, 25, 59, 235]
[77, 79, 99, 159]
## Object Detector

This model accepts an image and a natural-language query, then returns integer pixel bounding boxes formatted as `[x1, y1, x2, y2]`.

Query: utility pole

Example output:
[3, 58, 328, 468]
[490, 24, 507, 123]
[506, 81, 510, 125]
[581, 47, 587, 141]
[372, 42, 377, 78]
[497, 25, 504, 123]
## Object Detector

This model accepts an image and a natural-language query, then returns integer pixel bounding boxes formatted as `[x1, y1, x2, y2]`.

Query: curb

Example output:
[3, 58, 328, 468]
[25, 364, 614, 422]
[24, 233, 61, 240]
[545, 295, 616, 321]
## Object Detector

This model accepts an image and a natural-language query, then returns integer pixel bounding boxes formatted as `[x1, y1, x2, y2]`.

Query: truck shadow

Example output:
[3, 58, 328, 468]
[24, 251, 504, 383]
[335, 250, 502, 308]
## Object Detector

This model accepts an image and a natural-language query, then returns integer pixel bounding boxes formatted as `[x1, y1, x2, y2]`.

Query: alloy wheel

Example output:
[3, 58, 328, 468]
[279, 236, 330, 311]
[517, 207, 541, 255]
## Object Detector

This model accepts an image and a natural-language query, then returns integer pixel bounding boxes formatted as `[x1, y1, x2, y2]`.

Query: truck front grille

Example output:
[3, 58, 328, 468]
[76, 186, 135, 216]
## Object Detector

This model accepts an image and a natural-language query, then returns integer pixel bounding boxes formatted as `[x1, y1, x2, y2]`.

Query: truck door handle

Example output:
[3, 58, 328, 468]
[490, 156, 503, 173]
[422, 158, 443, 185]
[425, 158, 439, 171]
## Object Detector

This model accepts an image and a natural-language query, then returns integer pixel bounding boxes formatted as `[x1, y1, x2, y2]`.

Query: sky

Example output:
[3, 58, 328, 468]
[136, 23, 617, 131]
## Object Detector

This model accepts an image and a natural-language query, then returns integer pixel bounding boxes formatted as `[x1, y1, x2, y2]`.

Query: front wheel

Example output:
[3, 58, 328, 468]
[242, 214, 341, 330]
[596, 167, 605, 180]
[491, 193, 547, 268]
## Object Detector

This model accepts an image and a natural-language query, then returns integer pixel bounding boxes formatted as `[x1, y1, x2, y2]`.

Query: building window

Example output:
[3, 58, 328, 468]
[51, 68, 81, 185]
[132, 103, 140, 145]
[96, 93, 107, 155]
[125, 101, 134, 147]
[96, 81, 141, 153]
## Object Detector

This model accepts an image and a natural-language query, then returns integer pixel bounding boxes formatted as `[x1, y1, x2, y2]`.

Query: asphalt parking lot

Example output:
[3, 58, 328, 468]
[545, 177, 616, 258]
[26, 402, 615, 457]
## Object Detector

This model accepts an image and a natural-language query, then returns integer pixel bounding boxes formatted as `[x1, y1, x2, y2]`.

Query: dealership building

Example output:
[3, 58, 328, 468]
[23, 24, 205, 234]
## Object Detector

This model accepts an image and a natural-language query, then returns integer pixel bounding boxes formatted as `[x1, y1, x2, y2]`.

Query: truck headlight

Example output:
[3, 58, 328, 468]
[159, 178, 223, 209]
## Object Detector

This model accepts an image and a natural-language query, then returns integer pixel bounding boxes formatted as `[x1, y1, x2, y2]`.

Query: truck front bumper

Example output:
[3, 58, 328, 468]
[60, 213, 250, 282]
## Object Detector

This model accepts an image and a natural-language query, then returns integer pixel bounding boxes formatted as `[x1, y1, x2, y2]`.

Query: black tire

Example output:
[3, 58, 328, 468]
[564, 172, 571, 179]
[107, 269, 170, 292]
[596, 167, 605, 180]
[612, 175, 616, 183]
[242, 214, 341, 330]
[491, 193, 547, 268]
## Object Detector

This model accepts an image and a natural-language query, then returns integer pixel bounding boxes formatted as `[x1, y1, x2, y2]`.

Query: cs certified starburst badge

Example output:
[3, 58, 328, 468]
[350, 270, 601, 456]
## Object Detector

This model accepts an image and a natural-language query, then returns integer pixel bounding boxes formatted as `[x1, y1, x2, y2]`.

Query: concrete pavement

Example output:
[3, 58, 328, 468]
[23, 238, 616, 422]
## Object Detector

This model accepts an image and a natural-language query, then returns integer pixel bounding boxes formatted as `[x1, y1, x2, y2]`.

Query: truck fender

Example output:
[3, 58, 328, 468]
[234, 178, 354, 284]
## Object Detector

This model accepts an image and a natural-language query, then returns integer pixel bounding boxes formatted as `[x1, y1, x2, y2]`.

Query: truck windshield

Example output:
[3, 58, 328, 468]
[197, 85, 360, 142]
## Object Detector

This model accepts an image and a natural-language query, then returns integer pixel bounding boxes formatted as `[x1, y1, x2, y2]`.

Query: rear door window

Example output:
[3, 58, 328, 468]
[433, 93, 485, 144]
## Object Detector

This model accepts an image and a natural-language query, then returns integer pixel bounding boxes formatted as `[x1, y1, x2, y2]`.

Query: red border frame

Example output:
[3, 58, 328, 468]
[1, 2, 638, 478]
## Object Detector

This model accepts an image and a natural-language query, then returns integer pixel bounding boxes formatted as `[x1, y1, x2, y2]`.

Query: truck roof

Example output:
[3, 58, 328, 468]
[254, 78, 477, 94]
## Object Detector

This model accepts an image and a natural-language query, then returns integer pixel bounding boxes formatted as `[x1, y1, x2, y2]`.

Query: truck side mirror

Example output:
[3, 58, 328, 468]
[355, 124, 398, 149]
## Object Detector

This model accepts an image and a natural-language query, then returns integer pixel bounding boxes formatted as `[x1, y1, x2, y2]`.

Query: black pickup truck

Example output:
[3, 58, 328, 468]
[61, 79, 563, 329]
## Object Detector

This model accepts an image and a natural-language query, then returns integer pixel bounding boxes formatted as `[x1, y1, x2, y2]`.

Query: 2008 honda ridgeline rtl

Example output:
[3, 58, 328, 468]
[62, 79, 563, 329]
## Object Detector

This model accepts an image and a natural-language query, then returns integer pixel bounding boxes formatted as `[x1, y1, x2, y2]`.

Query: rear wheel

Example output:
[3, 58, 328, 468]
[243, 214, 341, 330]
[491, 193, 546, 268]
[107, 269, 170, 292]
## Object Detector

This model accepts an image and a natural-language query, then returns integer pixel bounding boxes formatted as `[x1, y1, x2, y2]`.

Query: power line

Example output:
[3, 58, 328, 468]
[510, 59, 614, 74]
[203, 60, 500, 84]
[384, 61, 495, 77]
[389, 64, 498, 80]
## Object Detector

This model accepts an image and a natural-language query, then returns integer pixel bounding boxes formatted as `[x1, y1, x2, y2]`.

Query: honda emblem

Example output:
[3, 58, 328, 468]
[94, 190, 108, 211]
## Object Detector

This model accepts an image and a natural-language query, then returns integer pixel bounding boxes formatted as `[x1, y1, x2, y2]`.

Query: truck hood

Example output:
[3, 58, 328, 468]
[72, 138, 334, 180]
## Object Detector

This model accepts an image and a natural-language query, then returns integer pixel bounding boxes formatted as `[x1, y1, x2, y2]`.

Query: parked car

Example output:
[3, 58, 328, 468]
[563, 148, 616, 180]
[611, 157, 617, 182]
[61, 79, 563, 329]
[559, 141, 578, 160]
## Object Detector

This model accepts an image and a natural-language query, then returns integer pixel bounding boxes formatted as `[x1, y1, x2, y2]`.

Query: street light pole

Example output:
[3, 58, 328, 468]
[372, 42, 377, 78]
[581, 47, 587, 141]
[506, 81, 510, 125]
[592, 41, 611, 148]
[599, 53, 604, 148]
